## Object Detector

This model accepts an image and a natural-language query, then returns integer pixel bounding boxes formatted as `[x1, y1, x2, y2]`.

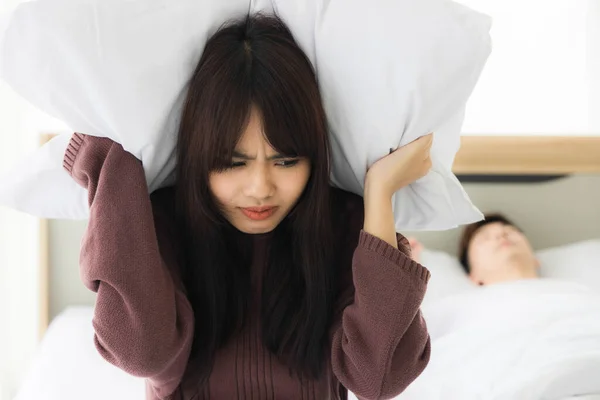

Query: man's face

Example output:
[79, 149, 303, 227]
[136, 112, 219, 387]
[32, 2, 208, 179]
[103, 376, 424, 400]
[468, 222, 539, 285]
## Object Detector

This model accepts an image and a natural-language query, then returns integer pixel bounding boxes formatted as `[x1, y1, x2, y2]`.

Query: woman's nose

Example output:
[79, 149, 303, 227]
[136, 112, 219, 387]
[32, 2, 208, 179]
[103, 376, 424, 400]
[244, 165, 274, 199]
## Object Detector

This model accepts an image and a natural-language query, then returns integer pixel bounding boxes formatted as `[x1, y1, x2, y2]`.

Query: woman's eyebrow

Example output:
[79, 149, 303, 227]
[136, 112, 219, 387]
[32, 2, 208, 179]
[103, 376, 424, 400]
[232, 150, 290, 160]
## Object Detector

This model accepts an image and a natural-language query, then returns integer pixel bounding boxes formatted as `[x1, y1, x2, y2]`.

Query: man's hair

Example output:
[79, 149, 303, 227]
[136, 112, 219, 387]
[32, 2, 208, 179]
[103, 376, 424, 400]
[458, 213, 520, 274]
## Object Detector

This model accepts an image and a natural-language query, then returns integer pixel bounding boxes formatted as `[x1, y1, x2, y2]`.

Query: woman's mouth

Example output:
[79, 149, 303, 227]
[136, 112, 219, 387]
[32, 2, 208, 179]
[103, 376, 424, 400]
[240, 206, 278, 221]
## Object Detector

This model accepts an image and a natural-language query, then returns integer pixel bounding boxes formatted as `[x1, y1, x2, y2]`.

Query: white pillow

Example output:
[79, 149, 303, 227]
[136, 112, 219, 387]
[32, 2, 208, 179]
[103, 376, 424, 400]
[420, 239, 600, 308]
[537, 239, 600, 293]
[0, 0, 252, 207]
[0, 133, 88, 219]
[419, 248, 476, 309]
[0, 0, 490, 230]
[276, 0, 490, 230]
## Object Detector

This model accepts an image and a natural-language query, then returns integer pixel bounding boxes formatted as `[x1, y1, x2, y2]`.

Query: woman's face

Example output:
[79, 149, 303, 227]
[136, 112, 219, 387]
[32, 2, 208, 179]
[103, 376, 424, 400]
[209, 107, 311, 234]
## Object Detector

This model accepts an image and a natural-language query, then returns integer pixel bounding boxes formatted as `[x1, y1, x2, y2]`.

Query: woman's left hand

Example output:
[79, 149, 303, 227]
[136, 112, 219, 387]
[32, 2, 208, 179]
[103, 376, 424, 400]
[407, 237, 424, 263]
[365, 134, 434, 199]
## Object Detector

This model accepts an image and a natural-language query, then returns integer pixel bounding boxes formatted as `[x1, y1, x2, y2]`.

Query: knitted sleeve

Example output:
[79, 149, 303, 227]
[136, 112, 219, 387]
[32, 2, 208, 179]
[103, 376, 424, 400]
[63, 133, 194, 399]
[329, 190, 431, 400]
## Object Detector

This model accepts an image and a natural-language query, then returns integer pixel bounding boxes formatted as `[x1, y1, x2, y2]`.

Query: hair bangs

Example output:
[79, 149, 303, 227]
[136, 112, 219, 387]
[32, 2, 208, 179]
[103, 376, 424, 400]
[253, 85, 320, 162]
[202, 60, 253, 172]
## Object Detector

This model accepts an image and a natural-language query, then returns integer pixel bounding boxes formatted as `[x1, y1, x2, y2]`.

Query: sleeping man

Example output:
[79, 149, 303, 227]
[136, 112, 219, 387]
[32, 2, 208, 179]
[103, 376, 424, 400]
[395, 214, 600, 400]
[410, 213, 539, 285]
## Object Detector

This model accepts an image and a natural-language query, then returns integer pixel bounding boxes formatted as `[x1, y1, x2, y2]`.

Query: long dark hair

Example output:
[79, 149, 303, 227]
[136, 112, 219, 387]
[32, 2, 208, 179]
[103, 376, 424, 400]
[175, 13, 335, 383]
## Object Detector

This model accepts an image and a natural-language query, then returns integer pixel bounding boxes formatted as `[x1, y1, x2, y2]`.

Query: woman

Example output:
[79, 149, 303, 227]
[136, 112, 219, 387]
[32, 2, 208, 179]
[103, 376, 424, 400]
[63, 14, 432, 400]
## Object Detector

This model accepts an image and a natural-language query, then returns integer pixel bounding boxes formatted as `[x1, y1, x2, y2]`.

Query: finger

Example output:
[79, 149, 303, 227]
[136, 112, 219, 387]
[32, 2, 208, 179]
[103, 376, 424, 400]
[425, 157, 433, 171]
[406, 135, 429, 147]
[424, 133, 434, 148]
[415, 134, 434, 150]
[397, 133, 432, 151]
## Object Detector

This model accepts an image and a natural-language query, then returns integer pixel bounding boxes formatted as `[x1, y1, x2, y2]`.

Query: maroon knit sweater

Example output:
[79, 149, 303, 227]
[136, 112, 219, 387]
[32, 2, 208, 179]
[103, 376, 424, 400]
[62, 133, 431, 400]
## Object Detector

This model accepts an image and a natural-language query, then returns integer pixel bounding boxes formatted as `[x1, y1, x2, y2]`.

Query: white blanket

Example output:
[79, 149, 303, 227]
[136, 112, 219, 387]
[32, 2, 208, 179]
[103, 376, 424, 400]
[14, 307, 145, 400]
[398, 279, 600, 400]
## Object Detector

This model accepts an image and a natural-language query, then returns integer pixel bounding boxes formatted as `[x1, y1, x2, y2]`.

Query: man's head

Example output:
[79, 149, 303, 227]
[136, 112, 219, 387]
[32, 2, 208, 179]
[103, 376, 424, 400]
[459, 213, 539, 285]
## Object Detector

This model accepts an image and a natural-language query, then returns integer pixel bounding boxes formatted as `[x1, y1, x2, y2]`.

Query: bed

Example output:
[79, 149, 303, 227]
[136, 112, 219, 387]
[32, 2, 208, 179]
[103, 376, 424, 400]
[13, 307, 146, 400]
[394, 278, 600, 400]
[13, 134, 600, 400]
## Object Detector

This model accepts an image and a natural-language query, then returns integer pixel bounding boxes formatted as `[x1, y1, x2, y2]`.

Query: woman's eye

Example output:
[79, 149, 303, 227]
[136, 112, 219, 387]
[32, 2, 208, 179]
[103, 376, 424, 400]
[277, 159, 299, 167]
[229, 161, 246, 168]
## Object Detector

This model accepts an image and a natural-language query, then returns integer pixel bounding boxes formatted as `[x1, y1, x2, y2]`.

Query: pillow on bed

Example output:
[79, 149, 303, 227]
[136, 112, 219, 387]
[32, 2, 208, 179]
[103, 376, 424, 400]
[537, 239, 600, 293]
[0, 0, 490, 230]
[419, 248, 476, 309]
[420, 239, 600, 309]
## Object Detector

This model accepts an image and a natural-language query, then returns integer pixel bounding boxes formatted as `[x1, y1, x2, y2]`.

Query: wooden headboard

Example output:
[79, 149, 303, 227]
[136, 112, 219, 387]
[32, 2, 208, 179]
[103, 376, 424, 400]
[37, 134, 600, 337]
[453, 136, 600, 175]
[39, 134, 54, 339]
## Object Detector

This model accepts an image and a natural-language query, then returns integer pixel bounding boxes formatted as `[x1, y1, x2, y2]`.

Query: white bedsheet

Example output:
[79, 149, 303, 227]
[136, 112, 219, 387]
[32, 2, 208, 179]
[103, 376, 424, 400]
[17, 281, 600, 400]
[13, 307, 145, 400]
[395, 279, 600, 400]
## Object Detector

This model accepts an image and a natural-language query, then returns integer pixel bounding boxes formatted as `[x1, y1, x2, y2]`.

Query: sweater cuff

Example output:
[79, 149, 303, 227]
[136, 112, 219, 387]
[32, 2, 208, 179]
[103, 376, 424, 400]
[62, 133, 115, 180]
[358, 230, 431, 284]
[62, 133, 85, 175]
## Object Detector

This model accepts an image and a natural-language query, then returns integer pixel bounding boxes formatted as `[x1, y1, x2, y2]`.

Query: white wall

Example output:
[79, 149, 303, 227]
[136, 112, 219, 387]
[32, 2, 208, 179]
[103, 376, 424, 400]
[0, 0, 39, 389]
[588, 1, 600, 130]
[0, 87, 72, 400]
[48, 220, 93, 320]
[0, 81, 41, 400]
[0, 2, 70, 398]
[406, 174, 600, 255]
[459, 0, 598, 135]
